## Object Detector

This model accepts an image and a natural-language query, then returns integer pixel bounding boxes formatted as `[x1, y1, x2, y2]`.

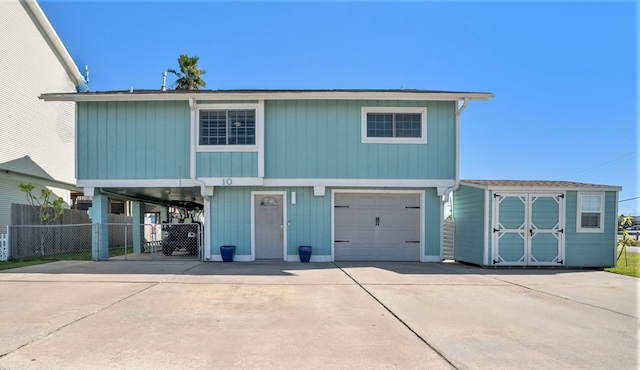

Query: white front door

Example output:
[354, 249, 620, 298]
[492, 193, 565, 266]
[254, 194, 284, 260]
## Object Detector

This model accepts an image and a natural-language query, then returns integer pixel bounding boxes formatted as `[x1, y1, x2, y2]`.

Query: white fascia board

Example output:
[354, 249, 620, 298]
[263, 178, 455, 188]
[40, 91, 495, 102]
[2, 170, 80, 192]
[77, 178, 455, 189]
[23, 0, 85, 89]
[77, 179, 197, 187]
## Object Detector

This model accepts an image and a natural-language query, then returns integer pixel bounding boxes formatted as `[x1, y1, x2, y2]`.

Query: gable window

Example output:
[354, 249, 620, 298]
[361, 107, 427, 144]
[577, 193, 604, 233]
[200, 109, 256, 146]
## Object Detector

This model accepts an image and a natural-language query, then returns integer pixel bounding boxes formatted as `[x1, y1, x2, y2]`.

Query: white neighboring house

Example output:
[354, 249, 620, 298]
[0, 0, 86, 232]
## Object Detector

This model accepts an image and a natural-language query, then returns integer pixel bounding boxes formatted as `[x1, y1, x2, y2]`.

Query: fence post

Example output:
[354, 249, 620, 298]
[0, 226, 8, 261]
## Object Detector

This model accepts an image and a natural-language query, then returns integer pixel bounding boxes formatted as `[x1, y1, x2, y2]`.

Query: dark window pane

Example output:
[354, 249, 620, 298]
[367, 113, 393, 137]
[581, 213, 600, 228]
[199, 109, 255, 145]
[395, 113, 421, 138]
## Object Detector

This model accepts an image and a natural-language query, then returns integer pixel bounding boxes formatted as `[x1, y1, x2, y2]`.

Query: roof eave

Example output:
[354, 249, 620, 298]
[459, 181, 622, 192]
[40, 90, 495, 102]
[23, 0, 85, 89]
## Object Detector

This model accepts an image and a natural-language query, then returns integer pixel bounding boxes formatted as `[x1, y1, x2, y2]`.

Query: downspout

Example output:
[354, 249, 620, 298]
[189, 98, 211, 260]
[442, 97, 469, 204]
[438, 98, 468, 261]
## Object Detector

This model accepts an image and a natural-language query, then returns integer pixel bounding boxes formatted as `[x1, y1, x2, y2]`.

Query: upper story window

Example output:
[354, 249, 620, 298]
[200, 109, 255, 146]
[197, 103, 262, 152]
[577, 193, 604, 233]
[361, 107, 427, 144]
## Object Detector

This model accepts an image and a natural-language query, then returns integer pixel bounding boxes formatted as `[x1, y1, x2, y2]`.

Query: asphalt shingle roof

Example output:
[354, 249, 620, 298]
[461, 180, 621, 189]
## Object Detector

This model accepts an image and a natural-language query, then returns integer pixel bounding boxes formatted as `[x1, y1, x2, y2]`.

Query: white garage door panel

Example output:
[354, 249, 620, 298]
[335, 193, 421, 261]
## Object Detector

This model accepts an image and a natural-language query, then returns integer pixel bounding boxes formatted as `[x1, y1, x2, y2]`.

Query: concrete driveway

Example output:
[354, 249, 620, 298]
[0, 261, 637, 369]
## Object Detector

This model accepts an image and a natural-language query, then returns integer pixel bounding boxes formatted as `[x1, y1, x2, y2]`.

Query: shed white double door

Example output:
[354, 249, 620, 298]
[334, 193, 421, 261]
[492, 193, 565, 266]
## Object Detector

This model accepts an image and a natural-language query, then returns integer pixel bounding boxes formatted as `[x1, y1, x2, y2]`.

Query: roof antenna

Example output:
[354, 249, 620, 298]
[161, 70, 167, 91]
[83, 65, 90, 91]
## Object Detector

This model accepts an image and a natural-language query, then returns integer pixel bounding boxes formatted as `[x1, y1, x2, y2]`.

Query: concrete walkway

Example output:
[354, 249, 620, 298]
[0, 261, 637, 369]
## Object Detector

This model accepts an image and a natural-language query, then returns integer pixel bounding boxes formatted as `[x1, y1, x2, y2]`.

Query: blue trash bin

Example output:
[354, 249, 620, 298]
[298, 246, 312, 263]
[220, 245, 235, 262]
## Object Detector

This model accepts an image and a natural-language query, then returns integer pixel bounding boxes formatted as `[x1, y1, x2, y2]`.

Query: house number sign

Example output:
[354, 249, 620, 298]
[222, 178, 233, 185]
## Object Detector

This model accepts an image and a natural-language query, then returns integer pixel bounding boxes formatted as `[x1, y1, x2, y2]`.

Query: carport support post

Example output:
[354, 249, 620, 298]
[160, 206, 169, 223]
[132, 201, 144, 253]
[90, 194, 109, 261]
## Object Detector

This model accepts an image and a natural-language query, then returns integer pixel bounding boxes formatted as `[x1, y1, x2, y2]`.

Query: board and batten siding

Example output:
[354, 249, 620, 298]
[76, 101, 190, 180]
[0, 0, 77, 184]
[564, 191, 617, 267]
[264, 100, 456, 180]
[197, 152, 258, 178]
[452, 185, 486, 265]
[208, 186, 332, 258]
[208, 186, 442, 259]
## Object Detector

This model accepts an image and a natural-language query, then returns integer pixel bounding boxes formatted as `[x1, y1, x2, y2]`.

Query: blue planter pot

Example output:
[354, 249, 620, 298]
[298, 246, 312, 263]
[220, 245, 235, 262]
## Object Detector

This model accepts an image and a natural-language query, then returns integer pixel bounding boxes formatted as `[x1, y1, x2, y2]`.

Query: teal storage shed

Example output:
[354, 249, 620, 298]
[453, 180, 621, 267]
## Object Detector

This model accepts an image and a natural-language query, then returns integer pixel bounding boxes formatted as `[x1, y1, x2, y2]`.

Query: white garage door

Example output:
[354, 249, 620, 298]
[334, 193, 421, 261]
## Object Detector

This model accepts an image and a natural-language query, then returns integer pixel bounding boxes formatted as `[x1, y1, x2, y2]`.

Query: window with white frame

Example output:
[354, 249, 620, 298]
[199, 109, 256, 146]
[577, 193, 604, 232]
[361, 107, 427, 144]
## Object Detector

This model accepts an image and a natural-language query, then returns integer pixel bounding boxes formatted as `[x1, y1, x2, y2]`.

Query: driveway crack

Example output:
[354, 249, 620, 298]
[0, 282, 161, 359]
[332, 263, 459, 370]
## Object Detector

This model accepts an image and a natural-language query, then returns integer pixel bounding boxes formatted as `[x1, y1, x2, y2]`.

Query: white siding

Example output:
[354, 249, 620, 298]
[0, 177, 71, 233]
[0, 0, 77, 184]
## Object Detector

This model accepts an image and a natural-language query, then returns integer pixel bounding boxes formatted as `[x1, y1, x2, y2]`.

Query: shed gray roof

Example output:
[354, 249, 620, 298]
[461, 180, 621, 191]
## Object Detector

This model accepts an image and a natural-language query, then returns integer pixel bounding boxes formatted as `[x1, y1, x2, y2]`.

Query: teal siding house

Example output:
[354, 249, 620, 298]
[453, 180, 621, 267]
[41, 89, 494, 262]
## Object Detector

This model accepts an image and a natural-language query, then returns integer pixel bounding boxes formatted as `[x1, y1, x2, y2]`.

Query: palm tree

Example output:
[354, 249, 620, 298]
[167, 54, 206, 90]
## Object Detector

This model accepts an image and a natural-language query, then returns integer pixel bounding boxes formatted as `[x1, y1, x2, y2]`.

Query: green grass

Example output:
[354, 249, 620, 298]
[0, 247, 134, 271]
[605, 250, 640, 278]
[0, 259, 55, 271]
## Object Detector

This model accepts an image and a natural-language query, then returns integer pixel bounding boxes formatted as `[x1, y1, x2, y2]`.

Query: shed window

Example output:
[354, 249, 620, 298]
[577, 193, 604, 233]
[200, 109, 255, 146]
[361, 107, 427, 144]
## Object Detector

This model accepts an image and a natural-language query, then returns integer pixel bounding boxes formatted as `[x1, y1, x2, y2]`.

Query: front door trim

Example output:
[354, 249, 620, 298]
[251, 191, 287, 261]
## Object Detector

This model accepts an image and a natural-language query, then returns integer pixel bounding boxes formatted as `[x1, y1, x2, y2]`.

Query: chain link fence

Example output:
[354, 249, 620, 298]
[7, 222, 202, 261]
[9, 224, 94, 260]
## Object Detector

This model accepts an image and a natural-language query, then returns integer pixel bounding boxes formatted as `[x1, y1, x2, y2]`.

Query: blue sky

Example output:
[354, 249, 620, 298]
[39, 0, 638, 215]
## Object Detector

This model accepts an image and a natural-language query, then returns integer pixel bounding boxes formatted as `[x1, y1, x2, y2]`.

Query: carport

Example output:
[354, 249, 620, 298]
[86, 185, 205, 261]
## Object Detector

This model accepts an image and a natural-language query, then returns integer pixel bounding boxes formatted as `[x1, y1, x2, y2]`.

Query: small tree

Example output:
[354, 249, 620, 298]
[167, 54, 206, 90]
[18, 183, 65, 256]
[617, 215, 634, 266]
